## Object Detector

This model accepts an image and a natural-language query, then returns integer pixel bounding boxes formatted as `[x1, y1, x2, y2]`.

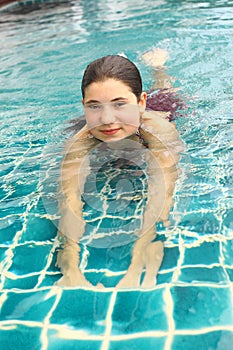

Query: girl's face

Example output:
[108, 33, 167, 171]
[82, 78, 147, 142]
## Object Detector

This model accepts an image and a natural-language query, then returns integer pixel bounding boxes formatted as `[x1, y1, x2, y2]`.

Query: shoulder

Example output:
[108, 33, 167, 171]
[141, 110, 178, 136]
[140, 111, 184, 159]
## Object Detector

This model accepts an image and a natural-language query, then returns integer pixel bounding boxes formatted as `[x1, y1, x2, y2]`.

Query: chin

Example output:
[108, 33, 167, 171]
[98, 135, 125, 143]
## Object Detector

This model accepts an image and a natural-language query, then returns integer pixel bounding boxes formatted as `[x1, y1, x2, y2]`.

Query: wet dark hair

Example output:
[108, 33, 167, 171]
[81, 55, 142, 102]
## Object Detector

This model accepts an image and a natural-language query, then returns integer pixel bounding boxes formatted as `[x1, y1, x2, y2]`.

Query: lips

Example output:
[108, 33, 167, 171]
[100, 128, 121, 135]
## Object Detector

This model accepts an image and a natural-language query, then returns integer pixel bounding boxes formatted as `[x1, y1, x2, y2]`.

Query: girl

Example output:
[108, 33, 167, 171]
[55, 48, 183, 289]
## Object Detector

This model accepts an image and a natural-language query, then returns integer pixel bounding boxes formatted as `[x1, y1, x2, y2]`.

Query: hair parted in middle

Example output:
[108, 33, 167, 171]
[81, 55, 143, 102]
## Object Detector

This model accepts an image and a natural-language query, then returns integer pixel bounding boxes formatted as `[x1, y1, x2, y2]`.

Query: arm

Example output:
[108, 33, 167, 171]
[140, 110, 183, 224]
[116, 112, 183, 289]
[55, 126, 100, 287]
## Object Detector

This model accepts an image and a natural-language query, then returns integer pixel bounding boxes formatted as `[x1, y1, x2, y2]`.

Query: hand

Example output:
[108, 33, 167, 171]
[54, 268, 93, 288]
[116, 241, 164, 290]
[116, 270, 142, 289]
[141, 241, 164, 288]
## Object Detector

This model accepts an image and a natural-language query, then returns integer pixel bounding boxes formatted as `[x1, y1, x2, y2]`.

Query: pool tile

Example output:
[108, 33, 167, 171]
[0, 201, 28, 218]
[111, 289, 167, 334]
[160, 246, 180, 270]
[29, 196, 50, 215]
[183, 241, 221, 265]
[0, 159, 15, 177]
[9, 243, 52, 275]
[0, 216, 23, 245]
[0, 185, 8, 201]
[178, 266, 228, 284]
[109, 336, 166, 350]
[172, 330, 233, 350]
[5, 180, 39, 200]
[85, 244, 133, 272]
[19, 214, 57, 243]
[47, 332, 102, 350]
[39, 273, 59, 287]
[50, 289, 112, 334]
[171, 286, 233, 329]
[0, 247, 8, 265]
[4, 274, 39, 290]
[0, 290, 56, 322]
[156, 271, 173, 284]
[98, 217, 137, 231]
[190, 191, 220, 210]
[222, 239, 233, 265]
[222, 209, 233, 232]
[0, 325, 42, 350]
[38, 192, 59, 217]
[226, 268, 233, 282]
[179, 212, 220, 236]
[216, 331, 233, 349]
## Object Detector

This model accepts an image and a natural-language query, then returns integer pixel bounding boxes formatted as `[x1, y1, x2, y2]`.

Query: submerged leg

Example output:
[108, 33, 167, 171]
[141, 47, 174, 91]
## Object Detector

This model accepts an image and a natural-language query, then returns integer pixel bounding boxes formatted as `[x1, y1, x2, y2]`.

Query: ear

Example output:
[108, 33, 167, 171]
[139, 92, 147, 113]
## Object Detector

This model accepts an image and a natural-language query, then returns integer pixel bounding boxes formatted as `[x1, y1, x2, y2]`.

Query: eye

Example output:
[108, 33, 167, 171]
[113, 101, 127, 108]
[87, 104, 101, 110]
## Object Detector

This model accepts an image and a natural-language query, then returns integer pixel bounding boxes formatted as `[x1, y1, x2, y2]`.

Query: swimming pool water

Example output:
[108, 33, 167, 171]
[0, 0, 233, 349]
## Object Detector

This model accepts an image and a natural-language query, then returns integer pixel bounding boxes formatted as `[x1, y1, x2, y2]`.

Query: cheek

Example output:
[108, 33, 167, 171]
[119, 111, 141, 128]
[122, 125, 139, 136]
[85, 115, 99, 129]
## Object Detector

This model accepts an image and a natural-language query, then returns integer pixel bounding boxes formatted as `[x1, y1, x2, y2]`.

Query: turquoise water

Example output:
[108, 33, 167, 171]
[1, 0, 233, 349]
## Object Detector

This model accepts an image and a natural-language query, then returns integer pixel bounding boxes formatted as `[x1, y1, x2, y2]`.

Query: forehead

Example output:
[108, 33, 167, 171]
[83, 78, 135, 102]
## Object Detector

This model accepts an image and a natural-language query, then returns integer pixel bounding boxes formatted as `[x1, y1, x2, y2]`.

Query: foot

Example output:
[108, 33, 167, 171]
[141, 48, 169, 68]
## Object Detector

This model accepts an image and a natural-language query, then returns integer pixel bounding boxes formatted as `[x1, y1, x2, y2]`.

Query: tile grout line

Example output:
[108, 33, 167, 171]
[1, 319, 233, 338]
[164, 285, 175, 350]
[230, 284, 233, 319]
[171, 232, 185, 284]
[219, 239, 233, 321]
[40, 287, 63, 350]
[101, 290, 118, 350]
[35, 241, 59, 289]
[219, 240, 231, 284]
[0, 214, 30, 289]
[164, 231, 185, 350]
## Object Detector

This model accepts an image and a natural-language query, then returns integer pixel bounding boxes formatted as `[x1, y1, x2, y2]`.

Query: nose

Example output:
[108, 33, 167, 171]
[100, 104, 116, 124]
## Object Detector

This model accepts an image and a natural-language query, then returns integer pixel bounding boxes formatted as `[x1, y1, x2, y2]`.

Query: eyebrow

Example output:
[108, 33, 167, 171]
[85, 97, 129, 105]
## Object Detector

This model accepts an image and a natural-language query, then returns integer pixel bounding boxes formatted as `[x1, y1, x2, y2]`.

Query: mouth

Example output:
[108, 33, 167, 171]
[100, 128, 121, 136]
